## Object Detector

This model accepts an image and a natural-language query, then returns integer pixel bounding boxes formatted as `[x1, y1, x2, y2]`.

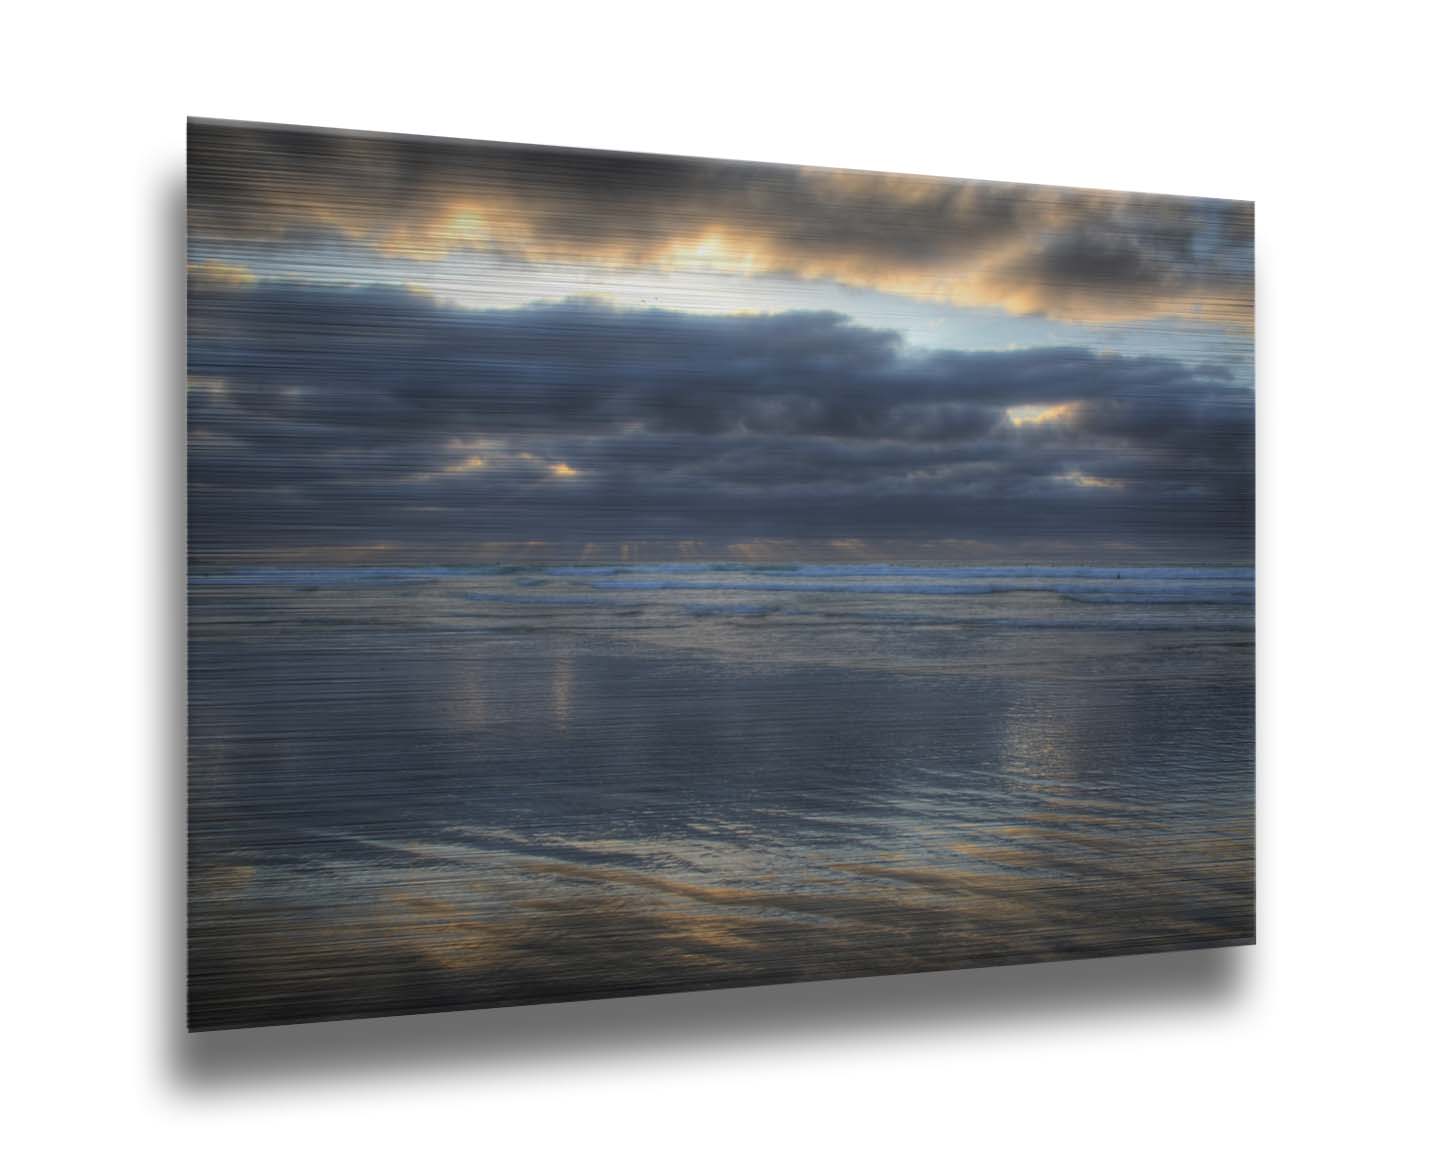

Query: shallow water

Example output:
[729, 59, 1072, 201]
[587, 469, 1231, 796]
[188, 564, 1254, 1029]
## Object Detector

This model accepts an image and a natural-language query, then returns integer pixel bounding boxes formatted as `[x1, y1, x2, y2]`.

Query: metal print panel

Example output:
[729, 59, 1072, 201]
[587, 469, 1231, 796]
[186, 119, 1254, 1030]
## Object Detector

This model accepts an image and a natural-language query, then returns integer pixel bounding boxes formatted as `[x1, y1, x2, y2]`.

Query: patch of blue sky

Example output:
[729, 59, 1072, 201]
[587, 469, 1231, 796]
[189, 235, 1252, 384]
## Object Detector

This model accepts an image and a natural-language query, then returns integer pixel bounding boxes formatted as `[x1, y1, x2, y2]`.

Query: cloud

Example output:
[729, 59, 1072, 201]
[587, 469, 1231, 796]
[188, 282, 1253, 563]
[188, 120, 1253, 327]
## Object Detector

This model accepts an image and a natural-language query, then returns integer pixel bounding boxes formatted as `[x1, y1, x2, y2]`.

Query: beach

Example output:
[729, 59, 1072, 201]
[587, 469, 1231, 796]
[188, 563, 1255, 1028]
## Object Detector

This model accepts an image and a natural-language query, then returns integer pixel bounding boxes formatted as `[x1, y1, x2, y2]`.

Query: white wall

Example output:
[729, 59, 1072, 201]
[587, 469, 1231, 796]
[7, 2, 1436, 1147]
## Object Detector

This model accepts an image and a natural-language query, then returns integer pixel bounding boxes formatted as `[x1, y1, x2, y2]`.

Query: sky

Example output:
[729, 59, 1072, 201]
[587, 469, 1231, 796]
[186, 120, 1254, 566]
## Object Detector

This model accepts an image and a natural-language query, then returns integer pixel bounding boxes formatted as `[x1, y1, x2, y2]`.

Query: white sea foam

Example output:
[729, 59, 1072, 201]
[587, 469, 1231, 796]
[548, 563, 1253, 581]
[191, 565, 510, 585]
[588, 578, 1252, 604]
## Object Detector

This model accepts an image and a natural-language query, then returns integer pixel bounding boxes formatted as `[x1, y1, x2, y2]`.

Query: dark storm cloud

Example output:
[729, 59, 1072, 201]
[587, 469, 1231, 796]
[187, 282, 1253, 562]
[188, 120, 1253, 326]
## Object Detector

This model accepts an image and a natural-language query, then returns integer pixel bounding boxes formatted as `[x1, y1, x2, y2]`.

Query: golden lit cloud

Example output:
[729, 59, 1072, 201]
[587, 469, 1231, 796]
[411, 446, 582, 484]
[1059, 470, 1125, 490]
[187, 260, 256, 286]
[1008, 402, 1080, 427]
[443, 454, 488, 473]
[189, 122, 1254, 328]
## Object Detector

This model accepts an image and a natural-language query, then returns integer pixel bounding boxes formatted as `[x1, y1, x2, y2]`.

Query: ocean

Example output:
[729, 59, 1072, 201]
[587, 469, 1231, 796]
[187, 563, 1255, 1028]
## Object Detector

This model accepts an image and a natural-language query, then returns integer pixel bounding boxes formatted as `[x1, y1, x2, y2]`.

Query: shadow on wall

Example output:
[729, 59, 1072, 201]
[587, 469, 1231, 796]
[170, 946, 1249, 1088]
[160, 173, 1251, 1090]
